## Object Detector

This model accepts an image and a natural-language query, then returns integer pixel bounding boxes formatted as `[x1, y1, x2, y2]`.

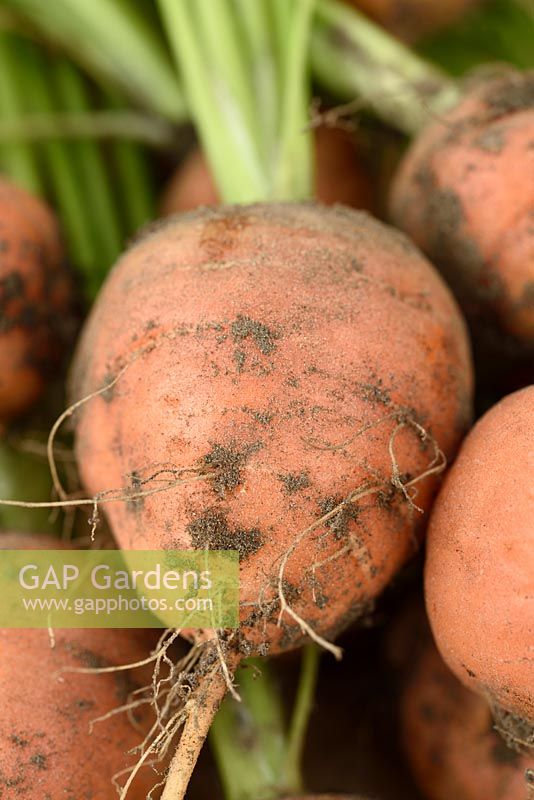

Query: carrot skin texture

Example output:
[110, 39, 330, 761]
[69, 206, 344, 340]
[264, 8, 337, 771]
[0, 532, 162, 799]
[401, 627, 533, 800]
[390, 71, 534, 352]
[71, 203, 472, 657]
[425, 386, 534, 724]
[0, 179, 75, 423]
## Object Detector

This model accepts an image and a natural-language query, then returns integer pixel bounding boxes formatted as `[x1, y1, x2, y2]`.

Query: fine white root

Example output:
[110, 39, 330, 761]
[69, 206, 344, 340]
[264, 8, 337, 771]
[274, 410, 446, 661]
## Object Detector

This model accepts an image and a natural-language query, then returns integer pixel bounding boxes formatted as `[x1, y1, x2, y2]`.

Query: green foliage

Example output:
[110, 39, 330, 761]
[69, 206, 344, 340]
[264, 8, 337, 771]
[419, 0, 534, 74]
[0, 443, 62, 536]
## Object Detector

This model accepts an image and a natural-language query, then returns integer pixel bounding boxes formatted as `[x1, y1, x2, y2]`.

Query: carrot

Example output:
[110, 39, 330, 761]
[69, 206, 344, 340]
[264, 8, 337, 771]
[160, 127, 376, 215]
[400, 620, 533, 800]
[69, 201, 472, 797]
[71, 5, 474, 795]
[71, 202, 471, 657]
[0, 532, 164, 799]
[390, 70, 534, 353]
[313, 5, 534, 359]
[0, 178, 75, 425]
[425, 386, 534, 750]
[346, 0, 483, 42]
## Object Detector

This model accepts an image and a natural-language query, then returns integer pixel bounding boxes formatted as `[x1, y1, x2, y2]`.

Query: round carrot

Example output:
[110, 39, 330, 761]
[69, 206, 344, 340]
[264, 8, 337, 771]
[425, 386, 534, 740]
[346, 0, 483, 42]
[401, 625, 533, 800]
[0, 179, 75, 425]
[71, 202, 472, 658]
[390, 70, 534, 352]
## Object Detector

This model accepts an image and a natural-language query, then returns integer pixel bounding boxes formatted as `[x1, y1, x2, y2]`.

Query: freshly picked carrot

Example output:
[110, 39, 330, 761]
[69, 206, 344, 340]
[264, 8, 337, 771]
[400, 615, 533, 800]
[0, 178, 74, 426]
[0, 532, 165, 799]
[425, 387, 534, 750]
[313, 1, 534, 359]
[347, 0, 484, 42]
[70, 199, 472, 797]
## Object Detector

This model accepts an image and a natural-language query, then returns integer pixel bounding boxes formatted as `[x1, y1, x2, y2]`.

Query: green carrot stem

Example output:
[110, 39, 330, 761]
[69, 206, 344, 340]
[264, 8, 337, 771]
[104, 91, 156, 233]
[233, 0, 279, 165]
[0, 111, 175, 148]
[157, 0, 267, 203]
[109, 138, 155, 233]
[283, 645, 320, 792]
[53, 60, 123, 295]
[210, 660, 287, 800]
[272, 0, 315, 200]
[271, 0, 293, 72]
[3, 0, 186, 121]
[193, 0, 259, 141]
[0, 32, 42, 193]
[15, 39, 98, 279]
[312, 0, 460, 136]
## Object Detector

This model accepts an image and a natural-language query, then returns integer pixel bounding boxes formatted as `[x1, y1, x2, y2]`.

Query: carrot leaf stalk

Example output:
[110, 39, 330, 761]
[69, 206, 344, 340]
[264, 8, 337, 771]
[209, 648, 320, 800]
[157, 0, 268, 203]
[157, 0, 315, 203]
[209, 659, 288, 800]
[0, 110, 175, 148]
[2, 0, 186, 121]
[0, 32, 42, 193]
[272, 0, 315, 200]
[283, 644, 321, 792]
[104, 89, 157, 233]
[52, 59, 123, 294]
[312, 0, 460, 136]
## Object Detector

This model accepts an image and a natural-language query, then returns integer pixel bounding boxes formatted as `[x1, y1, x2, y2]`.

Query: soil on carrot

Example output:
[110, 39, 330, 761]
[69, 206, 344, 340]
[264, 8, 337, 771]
[0, 264, 71, 379]
[0, 731, 51, 795]
[483, 72, 534, 116]
[231, 315, 280, 355]
[185, 507, 263, 561]
[413, 168, 493, 308]
[203, 441, 262, 497]
[278, 471, 311, 494]
[319, 496, 360, 539]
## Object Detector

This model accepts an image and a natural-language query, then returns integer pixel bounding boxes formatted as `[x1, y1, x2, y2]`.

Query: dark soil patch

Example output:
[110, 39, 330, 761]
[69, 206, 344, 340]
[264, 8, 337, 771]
[187, 508, 262, 561]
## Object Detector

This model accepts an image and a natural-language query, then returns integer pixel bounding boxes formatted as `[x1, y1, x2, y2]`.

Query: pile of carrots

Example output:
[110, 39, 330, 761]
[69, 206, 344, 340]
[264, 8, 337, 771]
[0, 1, 532, 799]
